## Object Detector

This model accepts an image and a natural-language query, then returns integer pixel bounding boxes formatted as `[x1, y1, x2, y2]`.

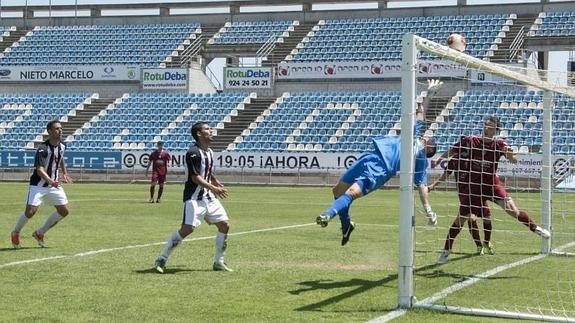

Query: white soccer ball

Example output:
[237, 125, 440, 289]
[447, 33, 466, 52]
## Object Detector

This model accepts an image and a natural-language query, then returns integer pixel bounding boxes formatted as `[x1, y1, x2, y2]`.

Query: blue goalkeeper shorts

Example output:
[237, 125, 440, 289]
[340, 153, 392, 196]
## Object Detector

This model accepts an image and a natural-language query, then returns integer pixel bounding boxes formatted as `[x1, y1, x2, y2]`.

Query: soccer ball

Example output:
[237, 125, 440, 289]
[447, 33, 466, 52]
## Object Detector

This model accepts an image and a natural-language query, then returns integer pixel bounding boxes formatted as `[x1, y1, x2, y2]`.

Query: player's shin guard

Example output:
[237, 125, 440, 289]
[467, 220, 482, 247]
[324, 193, 353, 218]
[483, 220, 492, 242]
[215, 232, 227, 264]
[517, 210, 538, 232]
[159, 230, 183, 260]
[444, 223, 463, 251]
[13, 213, 30, 233]
[37, 212, 64, 234]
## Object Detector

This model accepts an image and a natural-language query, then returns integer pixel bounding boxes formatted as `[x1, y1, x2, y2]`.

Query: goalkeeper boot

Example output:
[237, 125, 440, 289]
[482, 241, 495, 255]
[534, 226, 551, 239]
[341, 221, 355, 246]
[154, 258, 166, 274]
[11, 232, 21, 249]
[436, 250, 451, 264]
[213, 262, 234, 272]
[32, 231, 46, 248]
[316, 214, 331, 228]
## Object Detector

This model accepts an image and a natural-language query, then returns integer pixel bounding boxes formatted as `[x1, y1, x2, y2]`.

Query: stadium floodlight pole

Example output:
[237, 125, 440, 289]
[541, 90, 553, 254]
[398, 33, 417, 309]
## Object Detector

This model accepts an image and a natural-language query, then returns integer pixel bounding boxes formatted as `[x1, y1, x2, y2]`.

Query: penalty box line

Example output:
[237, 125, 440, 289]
[0, 223, 314, 270]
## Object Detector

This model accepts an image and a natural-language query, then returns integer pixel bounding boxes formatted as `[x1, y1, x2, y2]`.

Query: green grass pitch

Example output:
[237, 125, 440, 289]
[0, 182, 574, 322]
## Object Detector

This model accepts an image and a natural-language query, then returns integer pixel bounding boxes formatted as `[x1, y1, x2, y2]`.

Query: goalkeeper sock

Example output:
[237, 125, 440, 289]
[159, 230, 183, 260]
[518, 210, 538, 232]
[324, 194, 353, 218]
[467, 220, 482, 247]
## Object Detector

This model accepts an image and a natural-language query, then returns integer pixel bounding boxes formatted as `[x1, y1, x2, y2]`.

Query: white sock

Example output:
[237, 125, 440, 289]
[159, 230, 183, 261]
[215, 232, 227, 264]
[13, 213, 30, 233]
[423, 204, 433, 215]
[37, 212, 64, 234]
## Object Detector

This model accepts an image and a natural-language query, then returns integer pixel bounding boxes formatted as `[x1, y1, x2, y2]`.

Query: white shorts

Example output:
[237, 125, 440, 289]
[26, 185, 68, 207]
[182, 199, 228, 228]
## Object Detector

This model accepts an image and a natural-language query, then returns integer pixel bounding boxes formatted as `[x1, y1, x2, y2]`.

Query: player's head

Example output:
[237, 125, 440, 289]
[157, 140, 164, 150]
[423, 137, 437, 158]
[483, 116, 500, 139]
[191, 122, 212, 143]
[46, 120, 62, 142]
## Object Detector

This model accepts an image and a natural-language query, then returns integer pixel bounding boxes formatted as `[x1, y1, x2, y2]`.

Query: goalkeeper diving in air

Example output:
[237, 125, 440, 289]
[315, 80, 443, 245]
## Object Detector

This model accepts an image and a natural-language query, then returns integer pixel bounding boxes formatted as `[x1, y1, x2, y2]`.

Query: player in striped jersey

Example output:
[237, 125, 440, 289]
[154, 122, 233, 273]
[11, 120, 73, 249]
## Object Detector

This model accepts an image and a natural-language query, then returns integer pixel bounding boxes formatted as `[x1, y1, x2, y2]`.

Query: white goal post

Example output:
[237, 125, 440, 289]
[399, 33, 575, 322]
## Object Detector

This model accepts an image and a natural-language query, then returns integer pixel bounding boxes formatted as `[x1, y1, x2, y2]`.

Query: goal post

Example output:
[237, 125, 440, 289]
[399, 33, 575, 321]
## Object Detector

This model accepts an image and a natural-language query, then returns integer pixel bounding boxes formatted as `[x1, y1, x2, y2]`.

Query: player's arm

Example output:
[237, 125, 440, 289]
[33, 147, 58, 187]
[210, 174, 225, 188]
[145, 154, 152, 175]
[59, 156, 72, 184]
[428, 169, 451, 192]
[190, 174, 228, 199]
[431, 149, 454, 168]
[186, 151, 228, 199]
[505, 147, 518, 164]
[36, 166, 59, 188]
[416, 79, 443, 121]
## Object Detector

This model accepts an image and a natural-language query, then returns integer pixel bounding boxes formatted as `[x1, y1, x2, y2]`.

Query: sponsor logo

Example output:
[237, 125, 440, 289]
[226, 69, 270, 78]
[0, 69, 11, 76]
[104, 67, 114, 74]
[143, 71, 187, 81]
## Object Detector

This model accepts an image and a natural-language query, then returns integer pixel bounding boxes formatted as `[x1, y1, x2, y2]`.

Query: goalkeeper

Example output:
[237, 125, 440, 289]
[315, 80, 442, 246]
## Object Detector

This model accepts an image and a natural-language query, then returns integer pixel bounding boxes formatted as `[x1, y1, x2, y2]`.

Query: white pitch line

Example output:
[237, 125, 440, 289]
[368, 240, 575, 323]
[0, 223, 314, 269]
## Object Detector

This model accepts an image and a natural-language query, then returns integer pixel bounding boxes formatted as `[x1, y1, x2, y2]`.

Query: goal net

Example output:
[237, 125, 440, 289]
[399, 34, 575, 322]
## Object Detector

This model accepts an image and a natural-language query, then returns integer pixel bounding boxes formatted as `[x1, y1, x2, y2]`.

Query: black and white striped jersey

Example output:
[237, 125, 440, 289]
[29, 140, 65, 187]
[183, 144, 215, 201]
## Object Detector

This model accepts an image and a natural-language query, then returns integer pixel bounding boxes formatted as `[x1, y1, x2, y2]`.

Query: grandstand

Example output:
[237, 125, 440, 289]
[0, 3, 571, 156]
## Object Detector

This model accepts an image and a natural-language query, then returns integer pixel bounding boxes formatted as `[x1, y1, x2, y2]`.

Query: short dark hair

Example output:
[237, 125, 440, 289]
[46, 120, 61, 131]
[191, 122, 208, 141]
[485, 116, 500, 130]
[157, 140, 164, 145]
[425, 137, 437, 158]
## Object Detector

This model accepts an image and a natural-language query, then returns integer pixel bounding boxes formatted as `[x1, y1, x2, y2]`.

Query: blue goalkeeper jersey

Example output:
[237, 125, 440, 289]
[371, 120, 428, 185]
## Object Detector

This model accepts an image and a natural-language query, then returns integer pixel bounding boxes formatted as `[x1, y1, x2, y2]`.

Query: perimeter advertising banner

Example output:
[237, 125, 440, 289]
[276, 60, 467, 79]
[224, 67, 273, 89]
[141, 68, 188, 90]
[0, 151, 122, 169]
[119, 151, 572, 179]
[0, 65, 140, 82]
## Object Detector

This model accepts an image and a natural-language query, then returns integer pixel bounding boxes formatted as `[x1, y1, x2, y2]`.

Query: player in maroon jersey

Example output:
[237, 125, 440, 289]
[429, 156, 492, 255]
[433, 116, 550, 264]
[146, 141, 171, 203]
